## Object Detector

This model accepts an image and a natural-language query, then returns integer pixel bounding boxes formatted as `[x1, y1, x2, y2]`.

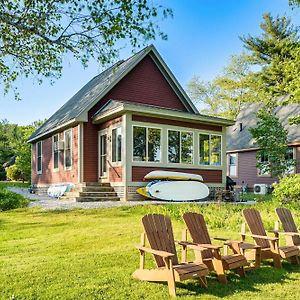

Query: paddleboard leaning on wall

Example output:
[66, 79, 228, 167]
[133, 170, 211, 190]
[136, 171, 209, 201]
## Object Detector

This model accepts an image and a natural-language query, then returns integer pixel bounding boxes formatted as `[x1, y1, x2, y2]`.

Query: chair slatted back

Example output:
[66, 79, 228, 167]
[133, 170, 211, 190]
[276, 208, 300, 246]
[242, 208, 269, 248]
[142, 214, 178, 267]
[183, 212, 213, 259]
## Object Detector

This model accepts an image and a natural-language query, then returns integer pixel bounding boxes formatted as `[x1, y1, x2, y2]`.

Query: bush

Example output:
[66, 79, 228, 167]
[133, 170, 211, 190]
[6, 165, 23, 181]
[0, 188, 29, 211]
[273, 174, 300, 204]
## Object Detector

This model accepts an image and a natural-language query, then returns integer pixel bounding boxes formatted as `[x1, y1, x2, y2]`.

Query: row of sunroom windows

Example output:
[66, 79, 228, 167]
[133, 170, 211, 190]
[132, 125, 222, 165]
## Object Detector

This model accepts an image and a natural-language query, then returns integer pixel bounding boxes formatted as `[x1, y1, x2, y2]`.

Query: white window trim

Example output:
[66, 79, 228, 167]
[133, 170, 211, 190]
[52, 134, 60, 172]
[111, 126, 123, 165]
[199, 133, 222, 166]
[227, 153, 238, 178]
[167, 129, 194, 165]
[132, 125, 162, 163]
[36, 141, 42, 174]
[64, 128, 72, 171]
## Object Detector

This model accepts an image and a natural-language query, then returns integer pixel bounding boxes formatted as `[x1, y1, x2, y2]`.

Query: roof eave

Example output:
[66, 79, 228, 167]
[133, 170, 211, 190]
[92, 103, 234, 127]
[27, 117, 84, 143]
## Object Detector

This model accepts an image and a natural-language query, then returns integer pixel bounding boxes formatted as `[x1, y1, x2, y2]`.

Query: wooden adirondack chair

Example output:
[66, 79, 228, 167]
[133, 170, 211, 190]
[275, 208, 300, 249]
[182, 212, 249, 284]
[242, 208, 299, 268]
[132, 214, 209, 297]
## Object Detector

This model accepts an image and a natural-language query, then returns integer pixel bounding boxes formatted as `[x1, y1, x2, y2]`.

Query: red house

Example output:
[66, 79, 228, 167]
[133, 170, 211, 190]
[28, 45, 234, 201]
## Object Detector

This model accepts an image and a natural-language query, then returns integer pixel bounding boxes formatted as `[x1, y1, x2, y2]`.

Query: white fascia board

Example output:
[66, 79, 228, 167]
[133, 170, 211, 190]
[27, 118, 79, 143]
[93, 103, 234, 127]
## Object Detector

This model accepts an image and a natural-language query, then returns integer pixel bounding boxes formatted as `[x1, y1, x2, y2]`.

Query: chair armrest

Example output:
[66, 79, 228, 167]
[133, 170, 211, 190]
[281, 231, 300, 237]
[211, 237, 230, 241]
[176, 240, 221, 251]
[241, 233, 278, 241]
[136, 246, 175, 258]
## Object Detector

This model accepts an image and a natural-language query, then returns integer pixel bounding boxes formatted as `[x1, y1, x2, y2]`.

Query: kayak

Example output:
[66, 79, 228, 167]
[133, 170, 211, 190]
[144, 170, 203, 182]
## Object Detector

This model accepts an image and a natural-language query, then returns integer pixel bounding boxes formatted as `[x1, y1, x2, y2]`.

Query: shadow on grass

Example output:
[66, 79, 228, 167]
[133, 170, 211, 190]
[147, 263, 298, 298]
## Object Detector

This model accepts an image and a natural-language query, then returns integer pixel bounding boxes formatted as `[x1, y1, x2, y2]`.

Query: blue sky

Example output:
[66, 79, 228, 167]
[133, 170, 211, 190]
[1, 0, 299, 125]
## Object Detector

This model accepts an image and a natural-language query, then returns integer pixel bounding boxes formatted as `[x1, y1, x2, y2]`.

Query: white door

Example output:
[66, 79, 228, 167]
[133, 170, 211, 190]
[99, 131, 107, 178]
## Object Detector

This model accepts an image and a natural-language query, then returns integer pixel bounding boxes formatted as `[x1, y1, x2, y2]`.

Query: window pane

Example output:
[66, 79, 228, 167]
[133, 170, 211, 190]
[210, 135, 221, 166]
[199, 134, 210, 165]
[181, 132, 193, 164]
[168, 130, 180, 163]
[37, 157, 42, 171]
[54, 152, 59, 169]
[37, 142, 41, 157]
[148, 128, 161, 162]
[133, 126, 146, 161]
[65, 130, 72, 168]
[112, 129, 117, 162]
[286, 147, 295, 174]
[228, 154, 237, 176]
[65, 149, 71, 167]
[117, 128, 122, 162]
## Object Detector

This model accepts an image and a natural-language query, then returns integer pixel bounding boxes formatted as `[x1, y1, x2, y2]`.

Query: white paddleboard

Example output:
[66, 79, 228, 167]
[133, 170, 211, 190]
[147, 180, 209, 201]
[144, 170, 203, 182]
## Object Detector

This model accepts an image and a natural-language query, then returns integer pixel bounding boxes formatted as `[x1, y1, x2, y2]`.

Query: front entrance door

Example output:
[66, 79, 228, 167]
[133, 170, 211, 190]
[99, 131, 107, 178]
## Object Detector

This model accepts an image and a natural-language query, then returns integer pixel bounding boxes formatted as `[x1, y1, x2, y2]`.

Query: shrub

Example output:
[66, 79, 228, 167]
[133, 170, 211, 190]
[273, 174, 300, 204]
[6, 165, 23, 181]
[0, 188, 29, 211]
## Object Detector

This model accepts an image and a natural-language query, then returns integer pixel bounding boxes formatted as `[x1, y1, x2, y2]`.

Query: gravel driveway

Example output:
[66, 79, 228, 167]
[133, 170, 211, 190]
[7, 187, 256, 210]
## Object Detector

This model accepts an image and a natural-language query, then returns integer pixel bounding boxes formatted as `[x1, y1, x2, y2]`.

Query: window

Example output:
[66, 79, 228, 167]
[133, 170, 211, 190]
[199, 134, 222, 166]
[285, 147, 295, 174]
[168, 130, 193, 164]
[112, 127, 122, 162]
[64, 129, 72, 169]
[36, 141, 42, 173]
[199, 134, 210, 165]
[258, 153, 269, 176]
[228, 153, 237, 177]
[133, 126, 161, 162]
[52, 134, 59, 170]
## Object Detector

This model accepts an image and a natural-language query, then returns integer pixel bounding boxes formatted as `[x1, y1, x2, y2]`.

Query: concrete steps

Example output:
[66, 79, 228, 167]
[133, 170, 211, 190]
[61, 182, 120, 202]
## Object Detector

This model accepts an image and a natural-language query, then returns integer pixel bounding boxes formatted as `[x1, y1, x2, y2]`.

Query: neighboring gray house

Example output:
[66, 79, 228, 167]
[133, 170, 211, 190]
[226, 103, 300, 189]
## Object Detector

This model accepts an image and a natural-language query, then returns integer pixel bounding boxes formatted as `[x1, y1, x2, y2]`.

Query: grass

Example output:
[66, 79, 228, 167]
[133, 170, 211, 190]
[1, 200, 300, 299]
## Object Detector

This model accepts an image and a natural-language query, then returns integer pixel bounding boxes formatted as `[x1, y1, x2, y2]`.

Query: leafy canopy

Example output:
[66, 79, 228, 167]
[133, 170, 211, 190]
[0, 0, 172, 99]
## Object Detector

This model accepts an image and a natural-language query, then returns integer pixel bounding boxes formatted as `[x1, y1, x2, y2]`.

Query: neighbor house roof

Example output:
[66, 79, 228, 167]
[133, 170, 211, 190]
[28, 45, 198, 143]
[226, 103, 300, 152]
[92, 99, 235, 126]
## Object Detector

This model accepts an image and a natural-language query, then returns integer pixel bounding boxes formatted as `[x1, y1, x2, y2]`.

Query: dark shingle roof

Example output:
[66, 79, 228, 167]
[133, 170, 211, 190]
[226, 103, 300, 151]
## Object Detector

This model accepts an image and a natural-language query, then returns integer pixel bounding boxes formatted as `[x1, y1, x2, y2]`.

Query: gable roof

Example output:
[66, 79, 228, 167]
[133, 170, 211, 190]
[28, 45, 198, 143]
[226, 103, 300, 152]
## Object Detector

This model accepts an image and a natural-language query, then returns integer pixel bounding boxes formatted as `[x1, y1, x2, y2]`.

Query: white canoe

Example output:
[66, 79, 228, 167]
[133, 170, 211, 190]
[144, 170, 203, 182]
[147, 180, 209, 201]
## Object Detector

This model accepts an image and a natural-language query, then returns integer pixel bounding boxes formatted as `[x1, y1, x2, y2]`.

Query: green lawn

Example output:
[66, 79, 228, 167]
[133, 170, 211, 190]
[1, 200, 300, 299]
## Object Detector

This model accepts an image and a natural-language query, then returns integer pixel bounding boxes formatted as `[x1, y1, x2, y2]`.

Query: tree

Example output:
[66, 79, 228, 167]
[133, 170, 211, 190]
[249, 108, 295, 178]
[240, 13, 300, 111]
[0, 0, 172, 98]
[187, 54, 254, 119]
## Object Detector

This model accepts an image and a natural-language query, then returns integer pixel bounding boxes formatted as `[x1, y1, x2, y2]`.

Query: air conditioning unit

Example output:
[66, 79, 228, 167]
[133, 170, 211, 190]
[54, 140, 64, 151]
[253, 184, 268, 195]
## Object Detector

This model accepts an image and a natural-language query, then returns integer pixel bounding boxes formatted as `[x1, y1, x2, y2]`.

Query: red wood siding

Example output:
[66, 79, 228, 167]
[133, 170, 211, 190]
[232, 151, 276, 187]
[109, 166, 122, 182]
[231, 146, 300, 187]
[32, 126, 79, 185]
[84, 53, 192, 182]
[83, 116, 122, 182]
[132, 115, 222, 132]
[132, 166, 222, 183]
